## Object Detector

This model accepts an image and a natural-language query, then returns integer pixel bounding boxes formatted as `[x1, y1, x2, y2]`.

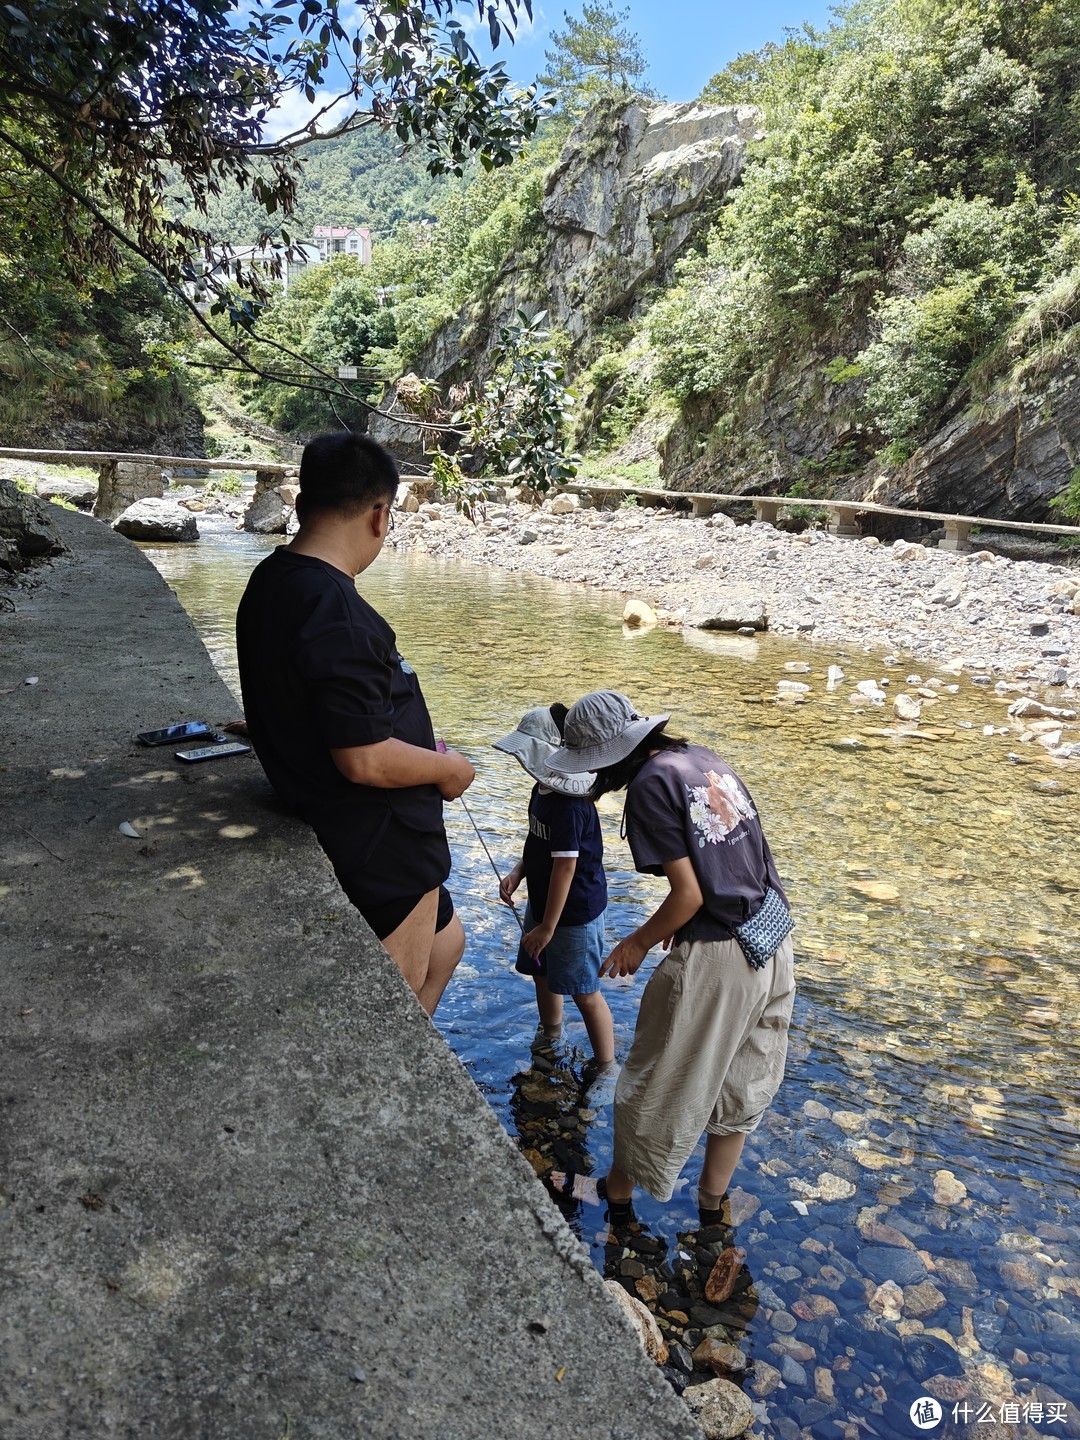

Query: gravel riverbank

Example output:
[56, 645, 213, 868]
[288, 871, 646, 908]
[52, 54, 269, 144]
[391, 496, 1080, 691]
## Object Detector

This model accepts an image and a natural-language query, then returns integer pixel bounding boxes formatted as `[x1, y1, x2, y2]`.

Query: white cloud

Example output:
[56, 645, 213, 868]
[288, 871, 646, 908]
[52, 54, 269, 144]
[261, 88, 351, 143]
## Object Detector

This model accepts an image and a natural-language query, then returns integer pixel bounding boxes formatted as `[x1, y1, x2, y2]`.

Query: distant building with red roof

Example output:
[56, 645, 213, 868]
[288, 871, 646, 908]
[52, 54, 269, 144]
[312, 226, 372, 265]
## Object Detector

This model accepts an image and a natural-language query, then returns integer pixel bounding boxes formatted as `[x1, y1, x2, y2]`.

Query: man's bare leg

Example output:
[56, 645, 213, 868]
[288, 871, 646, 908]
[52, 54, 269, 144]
[419, 911, 465, 1016]
[381, 889, 439, 1003]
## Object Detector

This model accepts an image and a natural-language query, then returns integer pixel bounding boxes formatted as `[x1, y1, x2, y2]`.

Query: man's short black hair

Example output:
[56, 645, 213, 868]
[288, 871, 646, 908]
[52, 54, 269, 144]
[296, 431, 399, 520]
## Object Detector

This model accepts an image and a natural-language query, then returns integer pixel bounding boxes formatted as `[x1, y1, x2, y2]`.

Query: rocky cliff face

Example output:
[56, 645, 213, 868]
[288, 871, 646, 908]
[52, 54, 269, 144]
[538, 100, 761, 345]
[849, 360, 1080, 524]
[0, 403, 206, 461]
[374, 98, 1080, 528]
[371, 99, 761, 460]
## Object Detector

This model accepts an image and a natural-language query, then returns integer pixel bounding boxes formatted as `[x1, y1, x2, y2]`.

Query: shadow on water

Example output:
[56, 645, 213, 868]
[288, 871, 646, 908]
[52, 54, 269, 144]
[147, 528, 1080, 1433]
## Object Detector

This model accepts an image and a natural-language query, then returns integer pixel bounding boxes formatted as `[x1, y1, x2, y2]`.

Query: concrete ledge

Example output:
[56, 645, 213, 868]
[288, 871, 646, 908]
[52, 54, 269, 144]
[0, 511, 699, 1440]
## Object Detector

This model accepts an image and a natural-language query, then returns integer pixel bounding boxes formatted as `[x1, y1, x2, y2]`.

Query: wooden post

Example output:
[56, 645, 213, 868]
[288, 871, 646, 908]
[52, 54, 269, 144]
[940, 519, 972, 552]
[827, 505, 862, 538]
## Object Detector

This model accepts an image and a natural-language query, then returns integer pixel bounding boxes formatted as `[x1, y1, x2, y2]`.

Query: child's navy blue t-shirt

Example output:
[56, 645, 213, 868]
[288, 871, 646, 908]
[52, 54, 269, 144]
[522, 784, 606, 926]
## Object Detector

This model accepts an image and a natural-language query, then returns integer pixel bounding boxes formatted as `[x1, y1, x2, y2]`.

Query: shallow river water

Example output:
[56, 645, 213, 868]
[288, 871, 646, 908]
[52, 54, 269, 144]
[145, 526, 1080, 1438]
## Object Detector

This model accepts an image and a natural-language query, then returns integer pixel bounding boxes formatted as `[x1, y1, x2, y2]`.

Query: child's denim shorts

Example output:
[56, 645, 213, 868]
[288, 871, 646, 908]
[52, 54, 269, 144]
[514, 904, 607, 995]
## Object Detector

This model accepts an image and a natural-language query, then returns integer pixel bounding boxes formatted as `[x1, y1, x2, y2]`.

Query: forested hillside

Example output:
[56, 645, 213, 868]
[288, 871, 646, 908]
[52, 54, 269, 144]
[348, 0, 1080, 523]
[649, 0, 1080, 511]
[194, 125, 453, 244]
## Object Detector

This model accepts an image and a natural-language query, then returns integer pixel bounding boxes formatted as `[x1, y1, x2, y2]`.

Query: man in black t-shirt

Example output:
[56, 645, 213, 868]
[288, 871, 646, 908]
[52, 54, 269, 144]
[236, 431, 475, 1015]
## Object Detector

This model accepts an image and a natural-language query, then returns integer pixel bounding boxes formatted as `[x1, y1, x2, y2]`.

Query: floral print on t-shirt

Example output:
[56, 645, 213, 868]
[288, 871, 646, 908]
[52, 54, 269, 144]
[688, 769, 757, 846]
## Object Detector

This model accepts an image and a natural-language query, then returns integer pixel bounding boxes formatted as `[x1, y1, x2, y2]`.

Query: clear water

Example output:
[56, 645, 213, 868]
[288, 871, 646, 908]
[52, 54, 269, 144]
[146, 526, 1080, 1431]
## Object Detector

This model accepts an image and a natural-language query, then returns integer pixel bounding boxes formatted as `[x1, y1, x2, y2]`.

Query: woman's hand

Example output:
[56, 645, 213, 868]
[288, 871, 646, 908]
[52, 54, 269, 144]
[600, 932, 650, 979]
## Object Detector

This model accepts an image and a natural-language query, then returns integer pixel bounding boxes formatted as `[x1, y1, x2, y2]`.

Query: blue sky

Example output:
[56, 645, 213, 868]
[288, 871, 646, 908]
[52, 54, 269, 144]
[482, 1, 843, 101]
[263, 2, 845, 139]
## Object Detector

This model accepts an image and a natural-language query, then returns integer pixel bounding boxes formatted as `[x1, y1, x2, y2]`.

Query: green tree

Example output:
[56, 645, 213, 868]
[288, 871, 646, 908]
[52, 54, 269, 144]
[0, 1, 548, 298]
[538, 2, 656, 114]
[0, 0, 553, 429]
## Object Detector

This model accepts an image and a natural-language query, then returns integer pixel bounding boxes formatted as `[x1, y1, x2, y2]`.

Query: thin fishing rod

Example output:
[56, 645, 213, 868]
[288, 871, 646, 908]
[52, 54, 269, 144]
[455, 791, 527, 937]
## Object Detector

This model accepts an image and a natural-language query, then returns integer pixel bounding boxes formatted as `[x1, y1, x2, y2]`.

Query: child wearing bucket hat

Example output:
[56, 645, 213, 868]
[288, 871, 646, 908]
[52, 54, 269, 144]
[545, 690, 795, 1228]
[494, 705, 614, 1068]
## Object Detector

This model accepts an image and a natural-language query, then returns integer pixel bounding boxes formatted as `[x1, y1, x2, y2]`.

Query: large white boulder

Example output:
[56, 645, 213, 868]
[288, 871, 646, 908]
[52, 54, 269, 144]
[113, 498, 198, 543]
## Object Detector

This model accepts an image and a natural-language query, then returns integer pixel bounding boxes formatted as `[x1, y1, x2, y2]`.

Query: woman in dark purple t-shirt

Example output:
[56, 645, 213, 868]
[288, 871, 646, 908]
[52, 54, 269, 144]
[545, 690, 796, 1230]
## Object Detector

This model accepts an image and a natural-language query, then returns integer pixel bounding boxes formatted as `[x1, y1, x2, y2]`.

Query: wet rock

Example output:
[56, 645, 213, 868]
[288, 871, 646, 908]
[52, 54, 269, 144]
[802, 1099, 831, 1121]
[770, 1310, 797, 1334]
[902, 1281, 947, 1318]
[750, 1360, 782, 1398]
[817, 1173, 856, 1201]
[691, 1338, 750, 1375]
[623, 597, 657, 628]
[893, 693, 922, 720]
[668, 1342, 694, 1375]
[779, 1354, 808, 1387]
[680, 1377, 755, 1439]
[113, 498, 198, 543]
[727, 1188, 760, 1226]
[793, 1296, 839, 1321]
[858, 1220, 915, 1249]
[870, 1280, 904, 1320]
[705, 1248, 748, 1304]
[814, 1367, 835, 1403]
[994, 1254, 1052, 1293]
[603, 1279, 668, 1365]
[635, 1274, 661, 1304]
[860, 1248, 929, 1287]
[831, 1109, 865, 1133]
[901, 1331, 965, 1380]
[932, 1169, 968, 1205]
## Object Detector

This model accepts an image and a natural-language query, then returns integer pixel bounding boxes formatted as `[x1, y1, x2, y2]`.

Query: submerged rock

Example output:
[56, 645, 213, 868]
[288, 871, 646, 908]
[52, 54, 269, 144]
[681, 1377, 755, 1439]
[704, 1247, 748, 1304]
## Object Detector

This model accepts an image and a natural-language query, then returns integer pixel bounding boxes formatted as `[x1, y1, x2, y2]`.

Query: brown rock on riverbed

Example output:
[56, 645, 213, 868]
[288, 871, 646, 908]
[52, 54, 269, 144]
[704, 1247, 748, 1304]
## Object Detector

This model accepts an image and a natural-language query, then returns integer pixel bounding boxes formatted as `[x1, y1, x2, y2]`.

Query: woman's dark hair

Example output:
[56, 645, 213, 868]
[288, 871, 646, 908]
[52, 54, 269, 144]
[588, 725, 687, 799]
[295, 431, 399, 521]
[548, 702, 569, 736]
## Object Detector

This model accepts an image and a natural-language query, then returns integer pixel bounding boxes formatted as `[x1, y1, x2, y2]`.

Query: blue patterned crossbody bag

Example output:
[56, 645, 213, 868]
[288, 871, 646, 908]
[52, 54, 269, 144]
[733, 886, 794, 970]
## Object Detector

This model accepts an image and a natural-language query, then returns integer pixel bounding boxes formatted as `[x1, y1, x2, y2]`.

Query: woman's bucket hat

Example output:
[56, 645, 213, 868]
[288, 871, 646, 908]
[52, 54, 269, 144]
[547, 690, 670, 774]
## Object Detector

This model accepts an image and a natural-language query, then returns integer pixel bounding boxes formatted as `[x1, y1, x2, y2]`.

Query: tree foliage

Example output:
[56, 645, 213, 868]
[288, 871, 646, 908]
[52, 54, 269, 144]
[432, 309, 578, 514]
[650, 0, 1080, 455]
[0, 0, 549, 306]
[538, 1, 655, 115]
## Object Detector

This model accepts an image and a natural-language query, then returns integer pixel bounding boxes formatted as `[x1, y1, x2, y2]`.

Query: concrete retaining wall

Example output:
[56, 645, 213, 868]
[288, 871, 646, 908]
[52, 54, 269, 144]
[0, 510, 699, 1440]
